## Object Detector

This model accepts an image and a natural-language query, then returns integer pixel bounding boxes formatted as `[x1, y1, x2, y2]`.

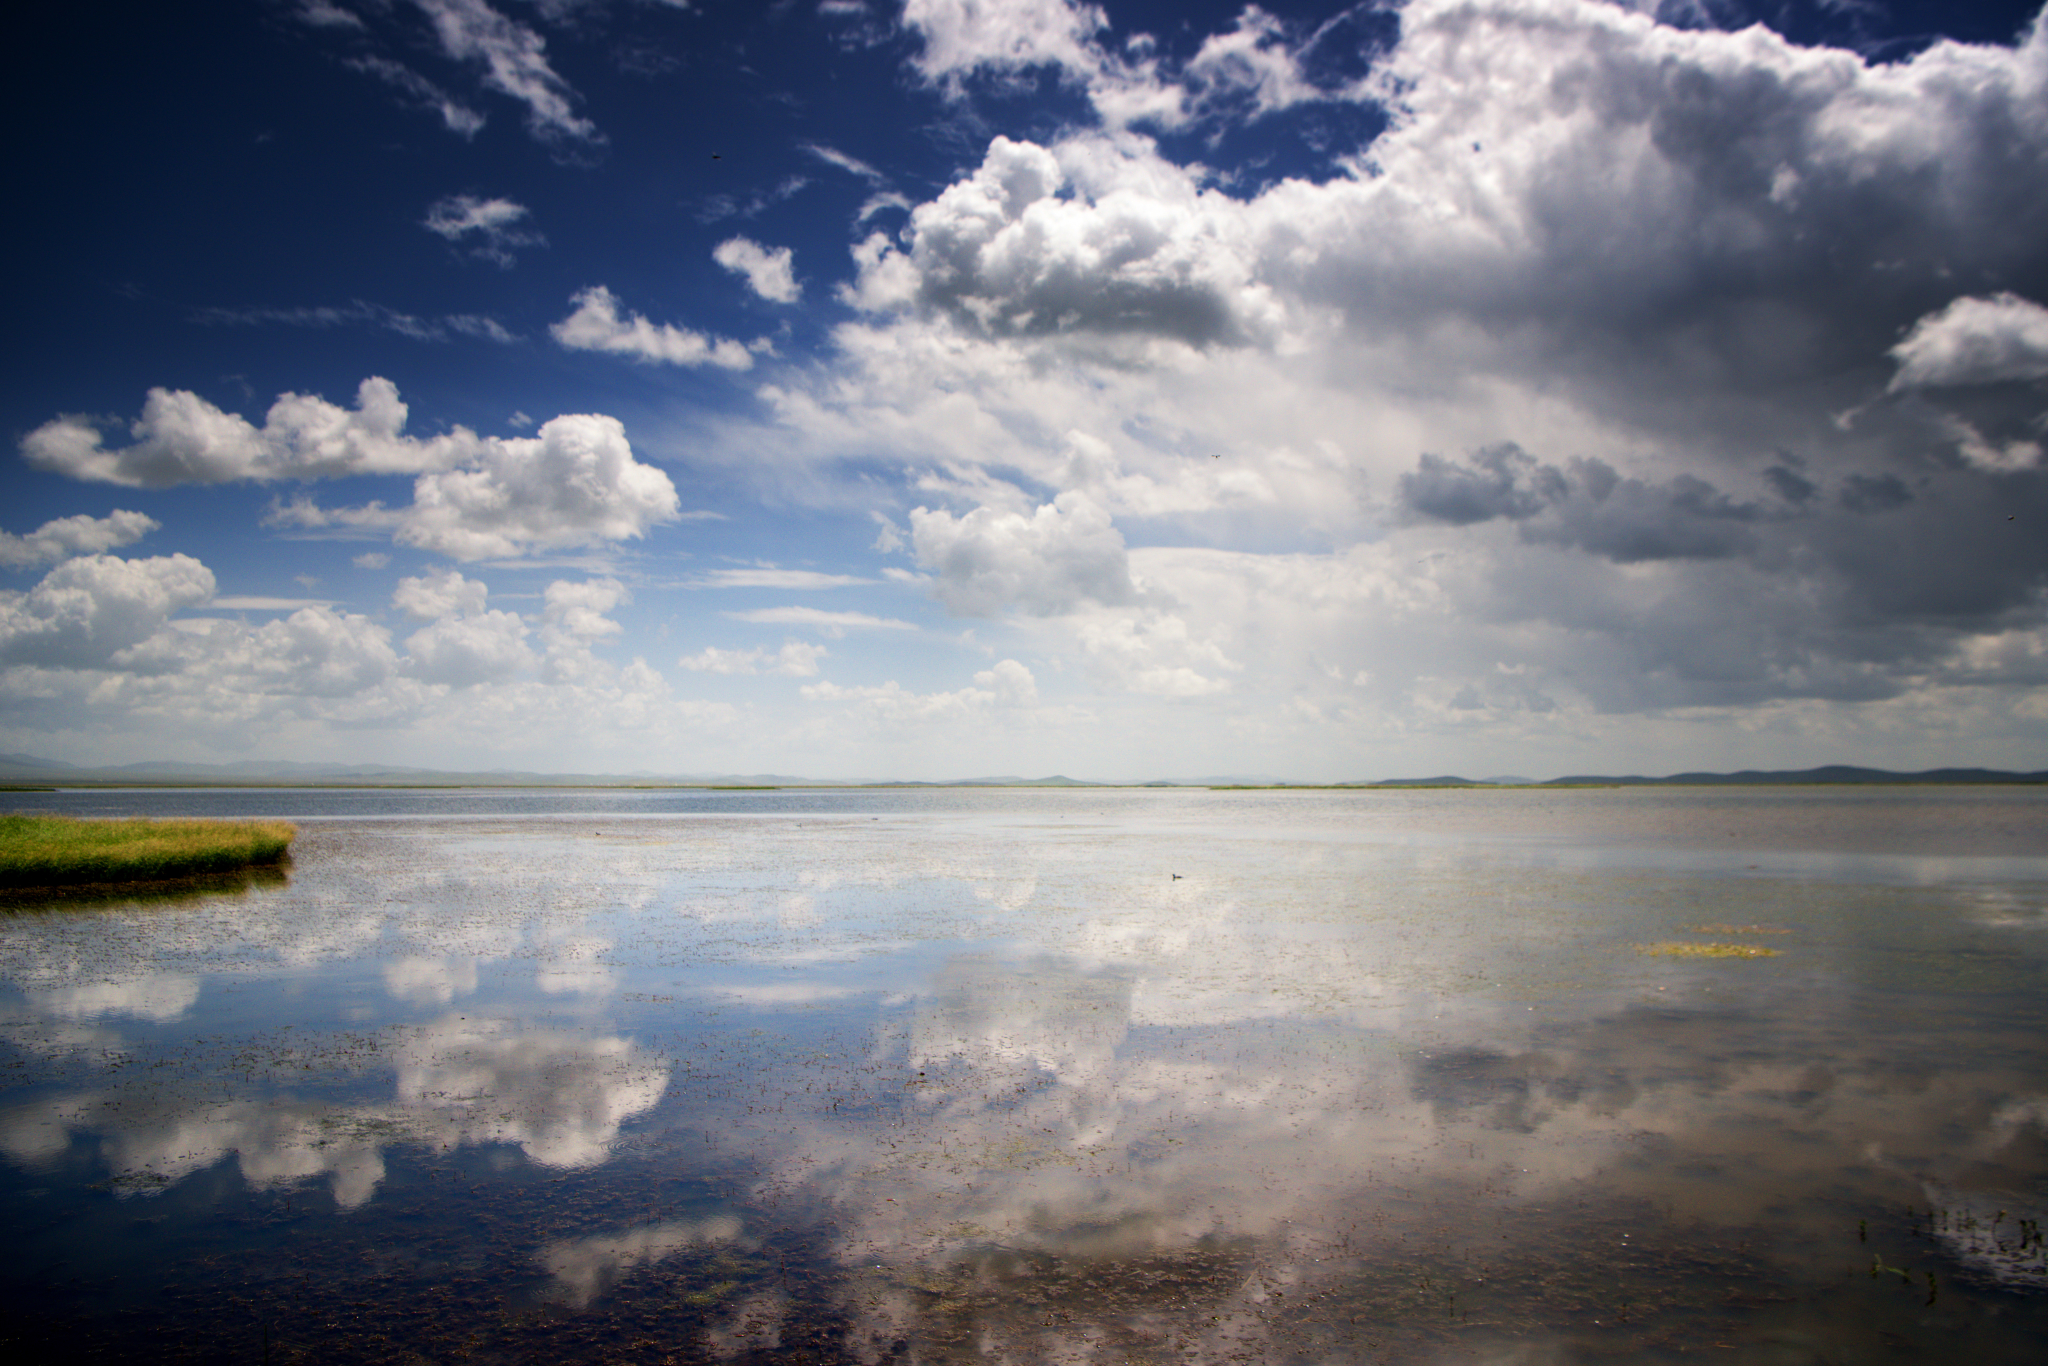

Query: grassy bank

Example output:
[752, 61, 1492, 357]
[0, 814, 297, 887]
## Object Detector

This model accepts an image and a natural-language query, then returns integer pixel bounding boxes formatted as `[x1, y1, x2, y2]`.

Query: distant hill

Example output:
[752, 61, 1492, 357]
[1539, 766, 2048, 786]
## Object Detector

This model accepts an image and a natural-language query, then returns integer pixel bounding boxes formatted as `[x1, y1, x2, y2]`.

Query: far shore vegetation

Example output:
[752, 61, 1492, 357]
[0, 814, 296, 889]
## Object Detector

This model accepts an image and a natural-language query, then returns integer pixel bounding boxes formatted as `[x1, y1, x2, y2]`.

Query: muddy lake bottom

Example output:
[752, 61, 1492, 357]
[0, 785, 2044, 1363]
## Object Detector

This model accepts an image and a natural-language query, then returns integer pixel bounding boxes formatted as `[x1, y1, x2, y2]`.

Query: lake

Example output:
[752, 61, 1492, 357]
[1, 785, 2044, 1363]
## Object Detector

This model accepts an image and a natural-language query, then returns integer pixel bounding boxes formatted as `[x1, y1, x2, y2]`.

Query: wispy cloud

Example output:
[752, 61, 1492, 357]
[423, 194, 546, 267]
[800, 141, 885, 182]
[722, 608, 916, 636]
[346, 56, 486, 137]
[412, 0, 603, 152]
[690, 568, 874, 590]
[210, 596, 338, 611]
[192, 300, 516, 343]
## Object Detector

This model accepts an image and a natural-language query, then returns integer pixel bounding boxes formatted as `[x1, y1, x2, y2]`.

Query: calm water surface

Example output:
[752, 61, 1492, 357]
[1, 786, 2044, 1363]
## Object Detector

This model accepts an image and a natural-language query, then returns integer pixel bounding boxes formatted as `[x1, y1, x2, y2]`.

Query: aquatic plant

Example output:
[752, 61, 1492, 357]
[1635, 941, 1779, 959]
[0, 813, 296, 887]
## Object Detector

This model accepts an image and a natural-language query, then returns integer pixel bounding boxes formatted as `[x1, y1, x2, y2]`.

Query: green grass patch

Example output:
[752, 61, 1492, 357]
[0, 814, 297, 888]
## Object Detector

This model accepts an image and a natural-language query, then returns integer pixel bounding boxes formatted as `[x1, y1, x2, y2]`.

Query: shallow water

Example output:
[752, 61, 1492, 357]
[1, 785, 2044, 1363]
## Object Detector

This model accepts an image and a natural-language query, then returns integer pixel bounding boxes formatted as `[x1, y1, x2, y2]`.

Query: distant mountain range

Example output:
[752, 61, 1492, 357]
[2, 754, 2043, 788]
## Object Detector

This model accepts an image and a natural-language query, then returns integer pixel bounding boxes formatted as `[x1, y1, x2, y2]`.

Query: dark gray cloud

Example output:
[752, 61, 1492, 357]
[1401, 439, 2048, 708]
[1400, 445, 1766, 563]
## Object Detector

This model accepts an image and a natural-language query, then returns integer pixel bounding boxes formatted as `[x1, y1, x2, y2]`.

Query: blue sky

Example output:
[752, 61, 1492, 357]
[4, 0, 2047, 779]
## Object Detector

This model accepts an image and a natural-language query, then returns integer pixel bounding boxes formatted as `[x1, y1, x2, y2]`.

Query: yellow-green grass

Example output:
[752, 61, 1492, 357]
[0, 814, 296, 888]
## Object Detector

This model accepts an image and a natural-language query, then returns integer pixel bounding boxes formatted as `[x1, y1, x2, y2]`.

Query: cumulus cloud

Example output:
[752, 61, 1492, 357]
[846, 135, 1275, 347]
[393, 569, 534, 687]
[21, 378, 476, 487]
[0, 511, 158, 569]
[404, 610, 534, 687]
[713, 237, 800, 303]
[910, 490, 1140, 617]
[393, 567, 489, 621]
[903, 0, 1108, 88]
[21, 382, 681, 562]
[398, 415, 682, 560]
[550, 286, 755, 368]
[413, 0, 602, 151]
[423, 193, 545, 266]
[539, 577, 631, 682]
[973, 657, 1038, 705]
[0, 555, 214, 669]
[542, 577, 627, 644]
[1890, 293, 2048, 390]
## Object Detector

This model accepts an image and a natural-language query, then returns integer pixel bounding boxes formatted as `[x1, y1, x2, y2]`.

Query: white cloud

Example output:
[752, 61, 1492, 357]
[1182, 5, 1323, 116]
[392, 569, 534, 687]
[799, 659, 1037, 722]
[294, 0, 365, 29]
[902, 0, 1107, 88]
[212, 596, 335, 611]
[721, 607, 916, 635]
[540, 577, 630, 682]
[542, 577, 627, 642]
[405, 610, 535, 687]
[1891, 293, 2048, 390]
[713, 237, 800, 303]
[21, 383, 682, 563]
[910, 490, 1139, 617]
[973, 657, 1038, 705]
[21, 378, 474, 487]
[678, 639, 827, 676]
[398, 415, 682, 560]
[844, 134, 1279, 347]
[412, 0, 602, 149]
[353, 552, 390, 569]
[393, 567, 490, 621]
[800, 141, 884, 181]
[691, 568, 873, 589]
[0, 511, 158, 569]
[423, 193, 545, 266]
[0, 555, 214, 669]
[550, 286, 755, 368]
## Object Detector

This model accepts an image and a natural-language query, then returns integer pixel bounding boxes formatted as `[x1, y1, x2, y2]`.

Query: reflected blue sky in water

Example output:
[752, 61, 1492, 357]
[0, 787, 2044, 1361]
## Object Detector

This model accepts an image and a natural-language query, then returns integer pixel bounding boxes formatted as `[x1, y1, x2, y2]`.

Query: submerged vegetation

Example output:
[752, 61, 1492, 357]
[0, 813, 296, 888]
